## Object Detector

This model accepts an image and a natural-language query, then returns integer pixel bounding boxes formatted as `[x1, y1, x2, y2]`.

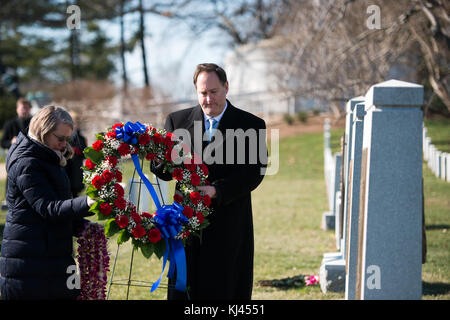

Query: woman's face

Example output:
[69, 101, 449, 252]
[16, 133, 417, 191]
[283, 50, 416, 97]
[45, 123, 73, 152]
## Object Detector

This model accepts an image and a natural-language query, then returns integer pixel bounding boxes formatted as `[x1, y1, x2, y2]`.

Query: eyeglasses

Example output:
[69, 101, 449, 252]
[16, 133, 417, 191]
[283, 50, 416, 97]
[53, 133, 72, 143]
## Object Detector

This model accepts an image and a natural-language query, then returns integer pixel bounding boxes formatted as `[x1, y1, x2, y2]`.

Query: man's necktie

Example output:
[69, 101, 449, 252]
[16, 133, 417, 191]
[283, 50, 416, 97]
[206, 118, 219, 142]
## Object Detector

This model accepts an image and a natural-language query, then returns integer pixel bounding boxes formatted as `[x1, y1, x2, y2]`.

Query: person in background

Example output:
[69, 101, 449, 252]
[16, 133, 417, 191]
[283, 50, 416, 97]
[0, 105, 96, 300]
[65, 111, 87, 197]
[1, 98, 32, 150]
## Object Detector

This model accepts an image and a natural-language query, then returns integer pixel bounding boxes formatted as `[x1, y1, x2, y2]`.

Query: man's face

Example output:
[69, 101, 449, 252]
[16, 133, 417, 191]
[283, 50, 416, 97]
[17, 102, 31, 119]
[195, 71, 228, 117]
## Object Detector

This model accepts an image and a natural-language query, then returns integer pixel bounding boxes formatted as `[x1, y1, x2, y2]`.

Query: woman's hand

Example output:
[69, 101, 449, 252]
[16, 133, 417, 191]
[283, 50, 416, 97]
[87, 196, 97, 207]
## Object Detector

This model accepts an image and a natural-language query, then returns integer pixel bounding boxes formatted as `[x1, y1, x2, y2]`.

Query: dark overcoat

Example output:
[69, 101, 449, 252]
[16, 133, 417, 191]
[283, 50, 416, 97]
[0, 132, 92, 300]
[151, 101, 267, 300]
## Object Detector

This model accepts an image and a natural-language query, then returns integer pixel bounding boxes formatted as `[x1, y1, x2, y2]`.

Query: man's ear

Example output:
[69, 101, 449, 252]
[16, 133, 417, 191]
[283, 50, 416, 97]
[224, 81, 229, 94]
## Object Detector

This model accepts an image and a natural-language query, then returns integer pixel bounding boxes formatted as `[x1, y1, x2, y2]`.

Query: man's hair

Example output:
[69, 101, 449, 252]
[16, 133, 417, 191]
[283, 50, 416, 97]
[29, 105, 73, 145]
[193, 63, 228, 87]
[16, 98, 31, 108]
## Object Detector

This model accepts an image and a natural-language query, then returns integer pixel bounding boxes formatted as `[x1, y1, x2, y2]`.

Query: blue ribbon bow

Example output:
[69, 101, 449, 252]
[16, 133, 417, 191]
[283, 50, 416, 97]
[116, 121, 188, 293]
[115, 121, 147, 145]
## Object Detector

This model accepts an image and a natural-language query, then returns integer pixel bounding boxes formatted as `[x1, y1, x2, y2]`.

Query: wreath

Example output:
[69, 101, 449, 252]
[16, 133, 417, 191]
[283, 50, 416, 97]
[81, 121, 212, 292]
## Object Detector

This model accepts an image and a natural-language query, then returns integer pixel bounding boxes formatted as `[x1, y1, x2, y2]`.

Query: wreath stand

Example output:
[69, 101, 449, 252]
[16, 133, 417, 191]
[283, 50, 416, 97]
[105, 158, 190, 300]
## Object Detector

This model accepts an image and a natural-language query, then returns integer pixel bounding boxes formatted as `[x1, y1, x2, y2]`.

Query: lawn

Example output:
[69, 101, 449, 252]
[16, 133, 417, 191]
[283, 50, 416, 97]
[0, 120, 449, 300]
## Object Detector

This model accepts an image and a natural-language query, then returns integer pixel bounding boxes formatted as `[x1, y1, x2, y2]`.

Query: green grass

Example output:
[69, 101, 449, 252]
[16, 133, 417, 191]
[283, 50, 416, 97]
[424, 118, 450, 153]
[0, 122, 449, 300]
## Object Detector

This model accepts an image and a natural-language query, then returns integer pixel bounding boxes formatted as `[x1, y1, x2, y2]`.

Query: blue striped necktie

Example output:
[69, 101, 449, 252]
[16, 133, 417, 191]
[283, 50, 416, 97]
[206, 118, 219, 142]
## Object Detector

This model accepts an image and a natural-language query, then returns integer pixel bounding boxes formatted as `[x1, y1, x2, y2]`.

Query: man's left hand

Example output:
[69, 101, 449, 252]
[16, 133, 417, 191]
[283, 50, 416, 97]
[197, 185, 216, 198]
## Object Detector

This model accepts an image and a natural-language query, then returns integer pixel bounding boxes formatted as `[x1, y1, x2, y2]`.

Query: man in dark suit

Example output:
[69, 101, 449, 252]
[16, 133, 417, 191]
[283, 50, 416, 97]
[151, 63, 267, 300]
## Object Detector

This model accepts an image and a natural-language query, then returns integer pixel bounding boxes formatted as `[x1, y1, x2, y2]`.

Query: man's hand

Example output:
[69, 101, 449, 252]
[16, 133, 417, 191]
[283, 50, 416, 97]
[197, 185, 216, 198]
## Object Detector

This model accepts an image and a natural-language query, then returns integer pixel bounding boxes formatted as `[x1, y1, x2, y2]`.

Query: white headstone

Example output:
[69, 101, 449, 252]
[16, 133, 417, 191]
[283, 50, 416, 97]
[345, 103, 366, 300]
[357, 79, 423, 300]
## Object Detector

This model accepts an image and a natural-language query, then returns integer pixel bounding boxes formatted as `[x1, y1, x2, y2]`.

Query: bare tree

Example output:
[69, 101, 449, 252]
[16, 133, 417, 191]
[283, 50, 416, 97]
[265, 0, 449, 117]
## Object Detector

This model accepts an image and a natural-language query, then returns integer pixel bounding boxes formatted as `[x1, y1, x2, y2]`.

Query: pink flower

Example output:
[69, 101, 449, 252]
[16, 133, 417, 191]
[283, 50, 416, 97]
[305, 275, 319, 286]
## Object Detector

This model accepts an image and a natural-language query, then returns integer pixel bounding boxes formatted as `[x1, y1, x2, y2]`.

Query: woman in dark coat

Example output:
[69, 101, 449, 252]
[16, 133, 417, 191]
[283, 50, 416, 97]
[0, 105, 95, 300]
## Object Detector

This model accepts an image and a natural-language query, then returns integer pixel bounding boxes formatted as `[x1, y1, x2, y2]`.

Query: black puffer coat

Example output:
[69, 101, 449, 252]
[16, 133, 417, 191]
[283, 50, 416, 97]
[0, 132, 93, 300]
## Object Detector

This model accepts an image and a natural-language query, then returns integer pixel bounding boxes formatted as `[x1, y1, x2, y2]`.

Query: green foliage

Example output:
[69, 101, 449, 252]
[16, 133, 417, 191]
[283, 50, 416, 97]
[117, 229, 130, 245]
[83, 147, 103, 164]
[296, 111, 308, 123]
[105, 218, 121, 238]
[85, 184, 99, 199]
[283, 113, 294, 125]
[424, 118, 450, 153]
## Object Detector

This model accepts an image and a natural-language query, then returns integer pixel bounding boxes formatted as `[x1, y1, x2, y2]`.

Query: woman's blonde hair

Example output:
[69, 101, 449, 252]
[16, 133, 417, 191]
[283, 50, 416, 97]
[29, 105, 74, 164]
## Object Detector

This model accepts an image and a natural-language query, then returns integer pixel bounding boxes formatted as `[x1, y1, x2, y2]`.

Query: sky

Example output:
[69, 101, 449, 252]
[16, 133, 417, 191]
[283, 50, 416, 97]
[106, 12, 230, 100]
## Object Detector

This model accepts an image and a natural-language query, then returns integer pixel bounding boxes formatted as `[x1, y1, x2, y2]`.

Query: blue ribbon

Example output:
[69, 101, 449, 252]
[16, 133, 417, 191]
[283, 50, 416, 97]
[115, 121, 146, 145]
[118, 122, 188, 293]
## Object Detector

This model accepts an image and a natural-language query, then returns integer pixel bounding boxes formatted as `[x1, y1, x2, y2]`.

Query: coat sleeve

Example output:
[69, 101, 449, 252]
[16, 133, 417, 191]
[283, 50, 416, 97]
[211, 118, 268, 207]
[16, 161, 93, 222]
[150, 114, 174, 181]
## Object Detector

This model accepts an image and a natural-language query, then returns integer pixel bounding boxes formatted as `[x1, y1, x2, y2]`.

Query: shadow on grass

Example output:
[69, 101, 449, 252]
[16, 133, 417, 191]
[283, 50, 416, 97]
[423, 281, 450, 296]
[257, 275, 318, 290]
[425, 224, 450, 230]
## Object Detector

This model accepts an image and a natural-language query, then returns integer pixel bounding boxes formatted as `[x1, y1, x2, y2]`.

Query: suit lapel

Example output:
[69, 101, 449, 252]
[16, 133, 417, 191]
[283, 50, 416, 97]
[186, 105, 205, 157]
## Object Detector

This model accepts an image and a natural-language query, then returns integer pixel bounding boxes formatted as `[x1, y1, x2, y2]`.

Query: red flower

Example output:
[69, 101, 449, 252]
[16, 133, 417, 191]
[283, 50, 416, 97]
[185, 163, 197, 172]
[106, 156, 118, 168]
[172, 168, 184, 181]
[164, 148, 173, 162]
[182, 206, 194, 218]
[112, 123, 123, 130]
[85, 158, 96, 170]
[72, 146, 82, 156]
[118, 143, 130, 156]
[190, 173, 200, 186]
[148, 228, 161, 243]
[130, 211, 141, 224]
[139, 133, 151, 145]
[106, 131, 116, 139]
[195, 212, 205, 224]
[114, 197, 127, 210]
[115, 215, 129, 228]
[145, 153, 156, 161]
[114, 170, 122, 183]
[200, 163, 209, 176]
[92, 175, 105, 190]
[181, 230, 191, 239]
[152, 132, 163, 144]
[99, 202, 112, 216]
[114, 183, 124, 197]
[92, 140, 104, 152]
[102, 170, 114, 184]
[132, 225, 146, 239]
[203, 195, 211, 207]
[164, 133, 174, 148]
[141, 211, 153, 218]
[173, 193, 184, 203]
[190, 192, 202, 205]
